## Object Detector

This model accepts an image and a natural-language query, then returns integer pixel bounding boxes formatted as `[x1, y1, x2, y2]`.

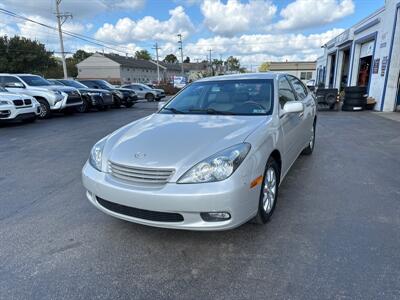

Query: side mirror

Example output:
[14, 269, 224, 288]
[282, 102, 304, 115]
[158, 101, 166, 110]
[5, 82, 24, 88]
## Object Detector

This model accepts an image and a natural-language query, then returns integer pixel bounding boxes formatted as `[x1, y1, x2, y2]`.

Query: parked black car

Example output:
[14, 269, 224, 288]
[48, 79, 113, 112]
[78, 80, 138, 108]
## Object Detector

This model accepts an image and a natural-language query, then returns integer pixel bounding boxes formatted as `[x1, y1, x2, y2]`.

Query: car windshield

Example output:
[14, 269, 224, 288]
[61, 80, 87, 89]
[160, 79, 273, 116]
[48, 80, 63, 85]
[98, 80, 114, 89]
[139, 84, 151, 90]
[19, 75, 52, 86]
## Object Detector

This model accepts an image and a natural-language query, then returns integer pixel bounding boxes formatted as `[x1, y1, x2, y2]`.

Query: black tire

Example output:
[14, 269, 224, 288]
[302, 121, 316, 155]
[344, 93, 366, 99]
[36, 98, 51, 119]
[145, 93, 155, 102]
[342, 104, 364, 111]
[254, 157, 280, 224]
[113, 96, 122, 108]
[343, 98, 367, 106]
[344, 86, 366, 93]
[76, 99, 90, 113]
[125, 102, 134, 108]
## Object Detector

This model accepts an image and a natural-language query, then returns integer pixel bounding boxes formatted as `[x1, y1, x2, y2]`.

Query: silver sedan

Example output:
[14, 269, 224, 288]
[82, 73, 317, 230]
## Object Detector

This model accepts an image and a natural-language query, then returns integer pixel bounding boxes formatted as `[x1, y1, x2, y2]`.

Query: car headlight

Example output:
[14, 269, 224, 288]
[52, 90, 62, 96]
[88, 92, 101, 96]
[89, 138, 107, 172]
[115, 91, 124, 98]
[0, 100, 10, 105]
[178, 143, 251, 184]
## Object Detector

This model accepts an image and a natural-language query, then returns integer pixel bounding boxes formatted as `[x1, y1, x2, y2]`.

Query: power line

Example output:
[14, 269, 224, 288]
[0, 8, 137, 55]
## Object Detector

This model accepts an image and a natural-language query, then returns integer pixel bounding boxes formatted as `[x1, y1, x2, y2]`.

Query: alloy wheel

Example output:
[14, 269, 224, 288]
[262, 167, 277, 213]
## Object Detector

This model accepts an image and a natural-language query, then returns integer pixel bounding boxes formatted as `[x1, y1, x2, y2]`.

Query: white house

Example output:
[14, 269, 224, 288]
[317, 0, 400, 112]
[268, 61, 316, 83]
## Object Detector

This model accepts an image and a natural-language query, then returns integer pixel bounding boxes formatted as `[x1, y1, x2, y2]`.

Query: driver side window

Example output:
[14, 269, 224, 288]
[278, 76, 296, 109]
[1, 76, 24, 88]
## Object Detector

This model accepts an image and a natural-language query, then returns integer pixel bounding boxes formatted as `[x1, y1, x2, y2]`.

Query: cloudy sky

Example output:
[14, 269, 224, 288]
[0, 0, 384, 68]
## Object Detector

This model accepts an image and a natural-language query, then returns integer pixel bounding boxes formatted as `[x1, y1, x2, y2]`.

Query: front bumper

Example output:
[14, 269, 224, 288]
[82, 162, 259, 230]
[0, 103, 40, 121]
[52, 93, 83, 110]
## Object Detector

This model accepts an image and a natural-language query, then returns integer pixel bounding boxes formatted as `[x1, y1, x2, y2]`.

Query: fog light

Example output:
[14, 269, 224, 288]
[200, 212, 231, 222]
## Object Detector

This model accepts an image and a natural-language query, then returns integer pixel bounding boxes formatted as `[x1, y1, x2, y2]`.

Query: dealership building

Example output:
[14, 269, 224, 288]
[315, 0, 400, 111]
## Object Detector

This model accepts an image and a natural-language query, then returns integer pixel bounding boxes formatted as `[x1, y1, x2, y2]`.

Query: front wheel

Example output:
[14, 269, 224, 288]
[76, 99, 90, 113]
[302, 121, 316, 155]
[37, 98, 51, 119]
[254, 157, 280, 224]
[145, 93, 155, 102]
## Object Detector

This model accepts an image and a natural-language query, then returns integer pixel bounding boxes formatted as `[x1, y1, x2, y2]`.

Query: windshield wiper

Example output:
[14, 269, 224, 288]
[188, 108, 236, 115]
[162, 107, 186, 114]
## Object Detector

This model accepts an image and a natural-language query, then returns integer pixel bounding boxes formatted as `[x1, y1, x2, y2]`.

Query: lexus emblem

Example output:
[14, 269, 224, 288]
[134, 152, 146, 159]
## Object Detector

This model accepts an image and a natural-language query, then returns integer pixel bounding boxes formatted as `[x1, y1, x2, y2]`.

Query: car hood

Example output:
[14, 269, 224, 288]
[153, 88, 164, 93]
[33, 85, 78, 93]
[115, 88, 136, 93]
[78, 88, 110, 94]
[0, 92, 33, 100]
[103, 113, 269, 176]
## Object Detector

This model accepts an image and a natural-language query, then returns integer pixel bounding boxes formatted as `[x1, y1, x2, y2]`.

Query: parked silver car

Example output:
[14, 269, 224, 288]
[82, 73, 316, 230]
[121, 83, 165, 101]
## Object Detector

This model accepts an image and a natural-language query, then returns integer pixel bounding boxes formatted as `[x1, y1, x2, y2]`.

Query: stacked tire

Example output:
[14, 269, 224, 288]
[342, 86, 367, 111]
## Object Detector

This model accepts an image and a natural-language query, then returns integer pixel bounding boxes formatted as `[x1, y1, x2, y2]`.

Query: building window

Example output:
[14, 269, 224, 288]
[300, 72, 313, 80]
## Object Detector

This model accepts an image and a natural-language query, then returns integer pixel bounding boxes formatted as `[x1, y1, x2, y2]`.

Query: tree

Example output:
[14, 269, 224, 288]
[0, 35, 58, 75]
[134, 49, 151, 60]
[183, 56, 190, 63]
[259, 62, 270, 72]
[163, 53, 178, 63]
[225, 56, 241, 72]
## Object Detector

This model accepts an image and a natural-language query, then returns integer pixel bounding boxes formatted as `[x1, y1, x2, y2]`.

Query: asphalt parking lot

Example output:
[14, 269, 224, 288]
[1, 103, 400, 299]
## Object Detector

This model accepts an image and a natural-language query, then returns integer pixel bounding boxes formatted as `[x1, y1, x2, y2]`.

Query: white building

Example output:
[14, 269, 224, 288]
[268, 61, 316, 83]
[316, 0, 400, 112]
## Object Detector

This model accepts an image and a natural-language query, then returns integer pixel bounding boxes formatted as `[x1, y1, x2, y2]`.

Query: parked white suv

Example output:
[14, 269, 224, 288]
[0, 86, 41, 123]
[0, 74, 83, 118]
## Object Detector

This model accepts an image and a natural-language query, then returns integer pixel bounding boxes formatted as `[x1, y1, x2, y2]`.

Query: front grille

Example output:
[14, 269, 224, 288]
[66, 96, 82, 104]
[108, 161, 174, 185]
[97, 197, 184, 222]
[24, 99, 32, 105]
[13, 100, 23, 106]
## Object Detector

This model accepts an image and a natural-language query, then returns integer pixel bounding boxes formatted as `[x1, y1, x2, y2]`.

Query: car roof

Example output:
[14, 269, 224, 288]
[196, 72, 280, 83]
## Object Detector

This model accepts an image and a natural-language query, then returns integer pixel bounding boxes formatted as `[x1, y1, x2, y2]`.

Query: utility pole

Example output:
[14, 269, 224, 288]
[177, 34, 184, 77]
[152, 42, 161, 84]
[208, 49, 212, 75]
[55, 0, 72, 79]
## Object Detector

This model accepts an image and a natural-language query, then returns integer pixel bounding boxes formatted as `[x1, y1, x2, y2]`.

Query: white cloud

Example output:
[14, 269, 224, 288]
[182, 28, 344, 65]
[275, 0, 355, 30]
[0, 23, 17, 37]
[201, 0, 277, 37]
[94, 6, 195, 43]
[0, 0, 145, 20]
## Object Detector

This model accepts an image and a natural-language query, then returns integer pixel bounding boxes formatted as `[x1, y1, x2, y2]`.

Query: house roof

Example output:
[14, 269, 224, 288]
[104, 53, 158, 70]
